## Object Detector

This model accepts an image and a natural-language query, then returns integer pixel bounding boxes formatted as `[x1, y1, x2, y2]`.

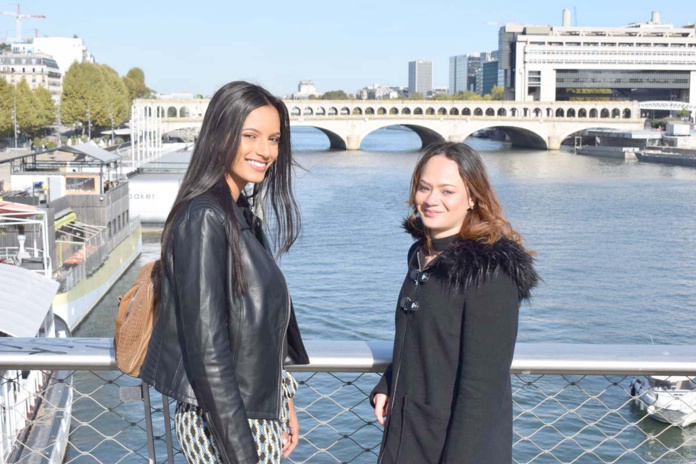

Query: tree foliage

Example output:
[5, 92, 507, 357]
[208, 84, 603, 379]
[0, 79, 56, 138]
[61, 62, 131, 133]
[33, 86, 57, 130]
[0, 79, 12, 135]
[321, 90, 350, 100]
[123, 67, 153, 100]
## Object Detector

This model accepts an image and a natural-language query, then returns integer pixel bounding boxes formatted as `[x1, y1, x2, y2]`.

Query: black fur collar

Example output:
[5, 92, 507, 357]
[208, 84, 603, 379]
[404, 218, 540, 300]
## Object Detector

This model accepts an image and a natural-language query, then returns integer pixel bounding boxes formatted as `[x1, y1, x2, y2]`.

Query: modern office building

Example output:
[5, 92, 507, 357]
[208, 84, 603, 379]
[475, 51, 499, 95]
[480, 60, 500, 96]
[498, 10, 696, 103]
[466, 54, 481, 92]
[0, 53, 62, 100]
[449, 55, 468, 94]
[408, 60, 433, 96]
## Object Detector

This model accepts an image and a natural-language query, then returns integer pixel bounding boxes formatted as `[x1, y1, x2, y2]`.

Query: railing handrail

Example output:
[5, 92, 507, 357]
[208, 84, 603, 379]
[2, 339, 696, 375]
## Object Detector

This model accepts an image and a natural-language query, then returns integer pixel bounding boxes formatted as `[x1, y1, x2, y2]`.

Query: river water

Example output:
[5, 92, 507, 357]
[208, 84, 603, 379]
[75, 127, 696, 462]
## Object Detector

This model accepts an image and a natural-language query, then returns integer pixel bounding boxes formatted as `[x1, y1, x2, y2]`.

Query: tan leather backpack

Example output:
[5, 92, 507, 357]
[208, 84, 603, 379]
[114, 260, 161, 377]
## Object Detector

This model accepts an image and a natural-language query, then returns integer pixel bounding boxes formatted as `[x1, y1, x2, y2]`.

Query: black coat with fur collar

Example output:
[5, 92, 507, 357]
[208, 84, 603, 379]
[372, 221, 539, 464]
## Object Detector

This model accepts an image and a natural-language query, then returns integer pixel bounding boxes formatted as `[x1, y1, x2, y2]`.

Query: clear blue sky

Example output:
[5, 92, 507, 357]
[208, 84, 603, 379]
[1, 0, 693, 96]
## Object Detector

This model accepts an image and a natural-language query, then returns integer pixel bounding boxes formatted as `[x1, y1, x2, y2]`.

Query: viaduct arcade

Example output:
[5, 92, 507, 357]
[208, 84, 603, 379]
[133, 99, 661, 150]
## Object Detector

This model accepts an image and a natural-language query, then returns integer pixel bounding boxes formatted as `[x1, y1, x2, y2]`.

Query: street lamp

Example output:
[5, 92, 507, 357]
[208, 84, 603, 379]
[86, 102, 91, 141]
[109, 107, 114, 146]
[12, 94, 18, 150]
[57, 105, 62, 148]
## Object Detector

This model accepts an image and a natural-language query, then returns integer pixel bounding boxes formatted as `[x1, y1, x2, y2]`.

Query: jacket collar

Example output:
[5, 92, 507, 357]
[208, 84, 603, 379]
[404, 218, 540, 300]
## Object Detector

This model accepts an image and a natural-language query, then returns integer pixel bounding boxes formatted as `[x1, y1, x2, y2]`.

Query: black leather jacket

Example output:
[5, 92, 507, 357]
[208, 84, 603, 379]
[141, 189, 309, 464]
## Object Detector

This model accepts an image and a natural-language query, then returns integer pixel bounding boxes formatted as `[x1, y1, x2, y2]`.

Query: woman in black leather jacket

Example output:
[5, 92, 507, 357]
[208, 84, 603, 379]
[141, 81, 309, 464]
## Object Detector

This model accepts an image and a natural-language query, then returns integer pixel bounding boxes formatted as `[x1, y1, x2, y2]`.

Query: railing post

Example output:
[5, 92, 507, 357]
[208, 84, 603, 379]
[142, 383, 156, 464]
[162, 394, 174, 464]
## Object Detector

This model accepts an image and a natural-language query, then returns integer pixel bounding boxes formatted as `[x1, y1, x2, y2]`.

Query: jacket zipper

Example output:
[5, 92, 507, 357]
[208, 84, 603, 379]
[378, 252, 425, 464]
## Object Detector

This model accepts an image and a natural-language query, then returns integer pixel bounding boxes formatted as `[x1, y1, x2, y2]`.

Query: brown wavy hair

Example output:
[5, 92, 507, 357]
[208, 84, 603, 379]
[407, 142, 530, 253]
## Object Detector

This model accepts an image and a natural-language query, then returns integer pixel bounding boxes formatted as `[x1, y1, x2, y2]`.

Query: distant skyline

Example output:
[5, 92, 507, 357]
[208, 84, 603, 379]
[0, 0, 693, 97]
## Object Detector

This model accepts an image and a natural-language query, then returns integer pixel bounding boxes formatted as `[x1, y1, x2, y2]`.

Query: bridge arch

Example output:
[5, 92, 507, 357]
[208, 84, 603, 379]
[291, 124, 348, 150]
[167, 107, 177, 118]
[414, 108, 423, 115]
[328, 107, 338, 116]
[180, 107, 190, 118]
[556, 108, 565, 118]
[365, 107, 375, 115]
[340, 107, 350, 115]
[360, 122, 445, 150]
[623, 109, 632, 119]
[402, 108, 411, 115]
[438, 107, 447, 115]
[450, 108, 459, 116]
[474, 108, 483, 116]
[290, 107, 301, 116]
[486, 108, 495, 116]
[463, 108, 471, 116]
[353, 108, 362, 116]
[600, 109, 610, 118]
[316, 107, 326, 116]
[464, 124, 548, 149]
[303, 107, 314, 116]
[426, 108, 435, 115]
[390, 107, 399, 115]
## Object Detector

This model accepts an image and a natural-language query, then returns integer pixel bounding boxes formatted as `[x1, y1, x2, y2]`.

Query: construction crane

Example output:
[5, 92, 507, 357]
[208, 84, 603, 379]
[1, 4, 45, 42]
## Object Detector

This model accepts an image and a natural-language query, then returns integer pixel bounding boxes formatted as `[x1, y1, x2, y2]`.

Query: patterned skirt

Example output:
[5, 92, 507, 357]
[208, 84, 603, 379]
[175, 371, 298, 464]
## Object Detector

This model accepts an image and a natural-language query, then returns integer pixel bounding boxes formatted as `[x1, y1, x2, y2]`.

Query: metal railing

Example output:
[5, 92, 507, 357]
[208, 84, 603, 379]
[1, 339, 696, 463]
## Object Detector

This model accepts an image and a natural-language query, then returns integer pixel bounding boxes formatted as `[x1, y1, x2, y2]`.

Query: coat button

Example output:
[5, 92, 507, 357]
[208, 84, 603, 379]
[419, 272, 429, 283]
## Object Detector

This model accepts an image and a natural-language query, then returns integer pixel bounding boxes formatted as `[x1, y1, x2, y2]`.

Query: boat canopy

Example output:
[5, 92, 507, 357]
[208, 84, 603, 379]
[0, 263, 59, 337]
[65, 143, 120, 165]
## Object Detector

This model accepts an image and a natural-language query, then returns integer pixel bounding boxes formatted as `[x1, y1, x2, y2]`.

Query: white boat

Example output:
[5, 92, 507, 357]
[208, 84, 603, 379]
[1, 143, 142, 331]
[0, 202, 72, 463]
[630, 376, 696, 427]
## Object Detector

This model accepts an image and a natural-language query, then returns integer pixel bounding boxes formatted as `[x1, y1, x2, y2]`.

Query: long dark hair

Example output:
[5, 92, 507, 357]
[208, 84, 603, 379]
[407, 142, 528, 252]
[160, 81, 301, 295]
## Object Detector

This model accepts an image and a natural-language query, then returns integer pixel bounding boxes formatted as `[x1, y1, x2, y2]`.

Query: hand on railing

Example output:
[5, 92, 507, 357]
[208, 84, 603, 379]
[373, 393, 389, 426]
[282, 398, 300, 458]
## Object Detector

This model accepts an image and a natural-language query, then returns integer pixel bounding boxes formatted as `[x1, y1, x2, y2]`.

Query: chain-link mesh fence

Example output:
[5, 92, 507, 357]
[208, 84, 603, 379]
[3, 368, 696, 463]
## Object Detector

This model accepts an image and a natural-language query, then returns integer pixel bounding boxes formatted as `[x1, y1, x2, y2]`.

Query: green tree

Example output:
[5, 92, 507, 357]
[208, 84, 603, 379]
[0, 79, 13, 136]
[61, 62, 130, 136]
[489, 85, 504, 100]
[407, 92, 424, 100]
[61, 62, 108, 132]
[321, 90, 350, 100]
[14, 79, 42, 138]
[458, 91, 482, 101]
[33, 86, 56, 130]
[122, 67, 153, 101]
[100, 64, 130, 130]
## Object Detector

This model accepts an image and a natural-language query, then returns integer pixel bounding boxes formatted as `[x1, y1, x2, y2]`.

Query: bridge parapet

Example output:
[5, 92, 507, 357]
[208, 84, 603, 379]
[133, 98, 645, 150]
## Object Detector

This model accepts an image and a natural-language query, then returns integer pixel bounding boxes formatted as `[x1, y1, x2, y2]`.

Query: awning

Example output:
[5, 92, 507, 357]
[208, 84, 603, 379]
[0, 263, 59, 337]
[54, 211, 77, 230]
[0, 201, 40, 216]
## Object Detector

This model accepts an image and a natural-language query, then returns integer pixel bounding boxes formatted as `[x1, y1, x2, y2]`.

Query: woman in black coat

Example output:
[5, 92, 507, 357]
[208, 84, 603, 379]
[372, 142, 539, 464]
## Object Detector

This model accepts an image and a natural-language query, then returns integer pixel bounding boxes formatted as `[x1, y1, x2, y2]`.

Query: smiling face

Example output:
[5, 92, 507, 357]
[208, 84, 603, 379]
[414, 154, 474, 239]
[225, 104, 281, 199]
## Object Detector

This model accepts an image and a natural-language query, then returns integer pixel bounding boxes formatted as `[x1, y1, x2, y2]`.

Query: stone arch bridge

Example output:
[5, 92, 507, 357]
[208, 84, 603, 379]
[134, 99, 646, 150]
